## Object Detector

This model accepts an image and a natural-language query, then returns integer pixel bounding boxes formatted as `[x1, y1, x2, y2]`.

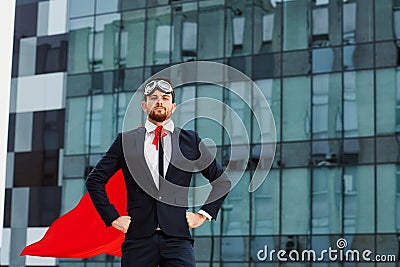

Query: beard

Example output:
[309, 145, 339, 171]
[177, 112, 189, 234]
[149, 108, 169, 122]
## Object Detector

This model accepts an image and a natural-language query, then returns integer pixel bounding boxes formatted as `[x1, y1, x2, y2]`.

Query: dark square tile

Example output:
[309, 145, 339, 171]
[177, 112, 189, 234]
[32, 109, 65, 151]
[28, 186, 61, 227]
[14, 150, 59, 187]
[36, 34, 68, 74]
[14, 3, 38, 39]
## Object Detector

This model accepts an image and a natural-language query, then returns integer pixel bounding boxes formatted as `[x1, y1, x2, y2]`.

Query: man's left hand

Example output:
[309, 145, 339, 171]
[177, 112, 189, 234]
[186, 212, 207, 229]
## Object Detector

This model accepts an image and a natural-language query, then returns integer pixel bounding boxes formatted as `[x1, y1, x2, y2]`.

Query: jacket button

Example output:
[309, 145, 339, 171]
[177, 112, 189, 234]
[158, 196, 162, 200]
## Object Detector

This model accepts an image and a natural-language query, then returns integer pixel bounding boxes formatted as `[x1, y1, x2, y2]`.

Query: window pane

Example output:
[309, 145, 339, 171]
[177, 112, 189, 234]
[145, 6, 171, 66]
[67, 73, 91, 97]
[196, 84, 223, 146]
[375, 42, 397, 68]
[65, 97, 91, 155]
[121, 10, 145, 68]
[377, 164, 397, 233]
[342, 137, 374, 165]
[69, 0, 95, 18]
[252, 79, 280, 143]
[312, 168, 342, 234]
[93, 13, 121, 71]
[96, 0, 119, 14]
[68, 17, 94, 74]
[281, 168, 310, 235]
[376, 68, 397, 134]
[222, 171, 250, 236]
[90, 94, 118, 153]
[312, 73, 342, 139]
[224, 81, 252, 146]
[171, 2, 198, 63]
[121, 0, 145, 11]
[282, 50, 311, 76]
[343, 43, 373, 70]
[282, 0, 309, 51]
[225, 0, 252, 57]
[344, 165, 375, 234]
[353, 0, 374, 43]
[61, 179, 85, 215]
[252, 170, 279, 235]
[253, 53, 281, 79]
[375, 0, 395, 41]
[312, 47, 341, 73]
[312, 139, 341, 167]
[343, 71, 374, 137]
[198, 0, 224, 59]
[282, 76, 311, 141]
[395, 10, 400, 40]
[253, 0, 281, 53]
[281, 141, 310, 168]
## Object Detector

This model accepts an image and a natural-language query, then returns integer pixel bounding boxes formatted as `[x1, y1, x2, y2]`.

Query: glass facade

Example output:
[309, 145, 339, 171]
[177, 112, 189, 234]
[3, 0, 400, 266]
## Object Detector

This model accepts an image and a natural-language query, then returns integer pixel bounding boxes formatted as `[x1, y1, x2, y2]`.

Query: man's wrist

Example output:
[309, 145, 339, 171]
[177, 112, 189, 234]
[197, 209, 212, 221]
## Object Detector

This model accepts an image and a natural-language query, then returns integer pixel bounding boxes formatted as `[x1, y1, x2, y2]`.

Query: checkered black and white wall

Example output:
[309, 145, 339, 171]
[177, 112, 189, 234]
[2, 0, 68, 266]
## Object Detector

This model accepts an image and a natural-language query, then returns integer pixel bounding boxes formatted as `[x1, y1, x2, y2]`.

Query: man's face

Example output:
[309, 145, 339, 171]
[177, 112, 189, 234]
[141, 89, 176, 123]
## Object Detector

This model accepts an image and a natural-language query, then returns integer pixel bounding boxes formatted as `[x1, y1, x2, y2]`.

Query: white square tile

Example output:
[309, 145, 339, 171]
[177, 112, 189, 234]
[48, 0, 68, 35]
[1, 228, 11, 265]
[16, 72, 66, 113]
[37, 2, 50, 36]
[26, 227, 56, 266]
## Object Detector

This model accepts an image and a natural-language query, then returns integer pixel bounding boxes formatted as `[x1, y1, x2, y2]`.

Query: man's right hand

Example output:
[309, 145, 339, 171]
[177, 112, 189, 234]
[111, 216, 131, 233]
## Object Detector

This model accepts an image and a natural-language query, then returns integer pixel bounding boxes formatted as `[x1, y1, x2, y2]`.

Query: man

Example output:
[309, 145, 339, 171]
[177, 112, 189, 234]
[85, 78, 231, 266]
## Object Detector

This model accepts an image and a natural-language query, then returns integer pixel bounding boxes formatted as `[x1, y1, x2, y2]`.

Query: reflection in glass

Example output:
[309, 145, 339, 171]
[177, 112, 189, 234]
[65, 97, 91, 155]
[171, 2, 197, 63]
[90, 94, 118, 153]
[281, 168, 310, 235]
[252, 170, 279, 235]
[146, 6, 171, 66]
[312, 73, 342, 139]
[282, 0, 309, 51]
[376, 68, 397, 134]
[282, 76, 311, 141]
[312, 168, 342, 234]
[253, 0, 280, 53]
[69, 0, 95, 18]
[196, 84, 223, 146]
[377, 165, 398, 233]
[198, 0, 224, 59]
[68, 17, 94, 74]
[344, 165, 374, 234]
[343, 71, 374, 137]
[253, 79, 280, 143]
[221, 173, 249, 262]
[93, 13, 121, 71]
[121, 10, 145, 68]
[225, 0, 252, 56]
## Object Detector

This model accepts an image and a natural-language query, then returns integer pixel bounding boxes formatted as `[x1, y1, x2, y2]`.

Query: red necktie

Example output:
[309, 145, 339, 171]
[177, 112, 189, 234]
[152, 125, 167, 150]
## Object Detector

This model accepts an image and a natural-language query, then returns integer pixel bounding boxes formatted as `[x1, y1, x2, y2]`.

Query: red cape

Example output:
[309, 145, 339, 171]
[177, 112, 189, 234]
[20, 170, 127, 258]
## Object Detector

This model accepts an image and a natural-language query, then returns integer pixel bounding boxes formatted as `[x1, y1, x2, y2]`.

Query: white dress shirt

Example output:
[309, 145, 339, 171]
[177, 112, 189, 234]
[143, 120, 212, 221]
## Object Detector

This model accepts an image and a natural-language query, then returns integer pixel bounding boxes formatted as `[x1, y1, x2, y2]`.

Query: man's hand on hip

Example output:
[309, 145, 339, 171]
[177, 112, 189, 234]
[112, 216, 131, 233]
[186, 212, 207, 229]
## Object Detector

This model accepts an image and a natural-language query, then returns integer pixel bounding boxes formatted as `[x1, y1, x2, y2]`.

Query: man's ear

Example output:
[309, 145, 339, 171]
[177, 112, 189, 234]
[171, 103, 177, 113]
[141, 101, 148, 113]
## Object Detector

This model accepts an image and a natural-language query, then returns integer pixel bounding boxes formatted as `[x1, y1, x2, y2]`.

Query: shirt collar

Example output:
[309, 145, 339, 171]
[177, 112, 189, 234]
[145, 119, 175, 133]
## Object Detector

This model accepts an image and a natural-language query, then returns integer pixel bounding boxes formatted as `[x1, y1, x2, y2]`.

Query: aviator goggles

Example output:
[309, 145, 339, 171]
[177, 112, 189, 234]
[144, 79, 173, 96]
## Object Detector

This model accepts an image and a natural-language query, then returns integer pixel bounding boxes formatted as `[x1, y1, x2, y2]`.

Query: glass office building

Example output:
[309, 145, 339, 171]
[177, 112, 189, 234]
[2, 0, 400, 266]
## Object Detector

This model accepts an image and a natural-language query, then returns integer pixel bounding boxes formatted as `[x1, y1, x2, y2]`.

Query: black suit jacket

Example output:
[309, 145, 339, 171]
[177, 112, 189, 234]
[86, 127, 231, 239]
